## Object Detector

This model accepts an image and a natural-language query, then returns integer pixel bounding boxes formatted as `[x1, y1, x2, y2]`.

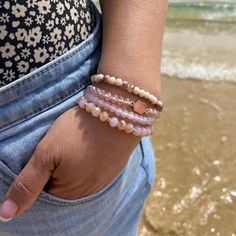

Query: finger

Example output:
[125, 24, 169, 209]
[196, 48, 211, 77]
[0, 150, 55, 222]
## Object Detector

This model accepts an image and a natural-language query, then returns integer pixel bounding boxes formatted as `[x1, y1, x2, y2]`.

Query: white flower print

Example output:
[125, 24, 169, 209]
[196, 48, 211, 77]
[0, 13, 10, 23]
[3, 1, 10, 10]
[55, 41, 66, 55]
[80, 24, 88, 40]
[50, 27, 62, 43]
[11, 4, 27, 18]
[3, 70, 15, 82]
[46, 20, 54, 30]
[56, 2, 65, 15]
[15, 28, 27, 41]
[42, 35, 50, 44]
[74, 0, 80, 8]
[80, 10, 85, 19]
[0, 25, 8, 40]
[1, 42, 16, 59]
[80, 0, 87, 8]
[36, 14, 45, 25]
[5, 61, 13, 68]
[34, 47, 49, 63]
[37, 0, 51, 15]
[17, 61, 29, 73]
[24, 17, 33, 26]
[1, 0, 96, 87]
[60, 17, 66, 26]
[75, 34, 81, 43]
[27, 0, 37, 8]
[65, 24, 74, 38]
[21, 48, 31, 59]
[85, 11, 91, 24]
[70, 7, 79, 23]
[26, 27, 42, 47]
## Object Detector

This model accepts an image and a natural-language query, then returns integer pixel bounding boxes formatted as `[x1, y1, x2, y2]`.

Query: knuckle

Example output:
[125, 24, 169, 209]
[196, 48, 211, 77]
[33, 141, 59, 171]
[10, 175, 35, 200]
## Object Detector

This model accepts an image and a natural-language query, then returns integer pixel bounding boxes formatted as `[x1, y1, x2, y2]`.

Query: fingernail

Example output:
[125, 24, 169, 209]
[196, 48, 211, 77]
[0, 199, 18, 222]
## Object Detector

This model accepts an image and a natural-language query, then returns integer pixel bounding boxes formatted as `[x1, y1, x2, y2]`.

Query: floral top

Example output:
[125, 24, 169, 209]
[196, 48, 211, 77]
[0, 0, 96, 87]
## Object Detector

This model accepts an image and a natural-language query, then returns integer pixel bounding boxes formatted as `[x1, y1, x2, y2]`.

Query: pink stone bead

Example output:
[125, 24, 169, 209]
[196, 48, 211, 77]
[117, 120, 126, 130]
[99, 111, 109, 122]
[85, 102, 95, 113]
[92, 106, 101, 117]
[133, 126, 141, 136]
[124, 123, 134, 134]
[78, 96, 87, 109]
[109, 117, 119, 127]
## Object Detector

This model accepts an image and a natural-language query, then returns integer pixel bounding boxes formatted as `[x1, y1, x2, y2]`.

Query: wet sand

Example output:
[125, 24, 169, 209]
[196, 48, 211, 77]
[138, 76, 236, 236]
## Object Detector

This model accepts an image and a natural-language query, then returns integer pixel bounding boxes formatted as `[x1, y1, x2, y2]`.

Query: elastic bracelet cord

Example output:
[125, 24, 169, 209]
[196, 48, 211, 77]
[91, 74, 164, 112]
[77, 96, 154, 137]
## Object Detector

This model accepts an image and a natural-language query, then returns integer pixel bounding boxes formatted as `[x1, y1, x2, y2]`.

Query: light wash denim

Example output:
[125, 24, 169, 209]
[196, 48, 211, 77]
[0, 3, 156, 235]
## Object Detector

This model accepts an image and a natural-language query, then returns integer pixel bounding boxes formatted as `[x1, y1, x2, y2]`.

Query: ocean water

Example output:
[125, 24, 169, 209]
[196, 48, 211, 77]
[162, 0, 236, 82]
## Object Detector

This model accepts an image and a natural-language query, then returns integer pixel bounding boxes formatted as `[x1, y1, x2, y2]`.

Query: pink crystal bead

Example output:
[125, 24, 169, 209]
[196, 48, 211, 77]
[117, 120, 126, 130]
[85, 102, 95, 113]
[99, 111, 109, 122]
[77, 96, 87, 109]
[133, 126, 142, 136]
[92, 106, 101, 117]
[109, 117, 119, 127]
[124, 123, 134, 134]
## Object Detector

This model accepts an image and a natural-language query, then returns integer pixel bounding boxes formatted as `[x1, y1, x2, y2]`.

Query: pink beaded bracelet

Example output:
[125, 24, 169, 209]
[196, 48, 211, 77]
[91, 73, 164, 112]
[77, 96, 154, 137]
[85, 91, 156, 126]
[87, 85, 159, 118]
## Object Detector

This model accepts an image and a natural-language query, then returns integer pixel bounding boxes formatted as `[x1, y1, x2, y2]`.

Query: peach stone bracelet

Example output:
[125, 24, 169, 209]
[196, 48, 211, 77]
[91, 73, 164, 112]
[77, 96, 154, 137]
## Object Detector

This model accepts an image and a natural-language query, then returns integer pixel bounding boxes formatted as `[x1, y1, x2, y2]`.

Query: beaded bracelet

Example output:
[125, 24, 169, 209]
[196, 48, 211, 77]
[91, 73, 164, 112]
[85, 92, 156, 125]
[77, 96, 154, 137]
[87, 85, 159, 118]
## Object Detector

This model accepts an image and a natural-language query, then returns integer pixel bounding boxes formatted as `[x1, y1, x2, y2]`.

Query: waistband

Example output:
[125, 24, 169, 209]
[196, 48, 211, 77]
[0, 2, 102, 132]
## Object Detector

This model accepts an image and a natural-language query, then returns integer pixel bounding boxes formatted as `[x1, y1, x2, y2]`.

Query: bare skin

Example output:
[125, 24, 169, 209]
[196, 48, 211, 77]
[0, 0, 168, 220]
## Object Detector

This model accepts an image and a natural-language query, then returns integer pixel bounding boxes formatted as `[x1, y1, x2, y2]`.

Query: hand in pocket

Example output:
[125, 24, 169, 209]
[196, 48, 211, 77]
[0, 105, 140, 221]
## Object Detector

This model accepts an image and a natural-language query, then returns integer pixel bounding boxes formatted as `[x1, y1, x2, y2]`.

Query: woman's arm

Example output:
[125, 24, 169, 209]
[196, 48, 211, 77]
[0, 1, 168, 219]
[97, 0, 168, 98]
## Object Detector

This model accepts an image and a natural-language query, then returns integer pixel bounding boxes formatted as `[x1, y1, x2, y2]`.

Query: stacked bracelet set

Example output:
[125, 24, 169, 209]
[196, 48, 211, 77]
[77, 74, 164, 137]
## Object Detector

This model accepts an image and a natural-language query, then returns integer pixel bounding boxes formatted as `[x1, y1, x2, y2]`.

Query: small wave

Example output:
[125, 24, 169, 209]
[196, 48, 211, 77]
[161, 51, 236, 83]
[168, 0, 236, 23]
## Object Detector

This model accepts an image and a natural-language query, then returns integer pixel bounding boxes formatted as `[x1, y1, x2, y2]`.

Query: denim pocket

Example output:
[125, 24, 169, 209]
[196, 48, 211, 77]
[37, 162, 128, 206]
[0, 156, 127, 207]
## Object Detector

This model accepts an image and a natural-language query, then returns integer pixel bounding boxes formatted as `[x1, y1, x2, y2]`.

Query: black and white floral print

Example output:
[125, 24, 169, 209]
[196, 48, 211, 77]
[0, 0, 96, 87]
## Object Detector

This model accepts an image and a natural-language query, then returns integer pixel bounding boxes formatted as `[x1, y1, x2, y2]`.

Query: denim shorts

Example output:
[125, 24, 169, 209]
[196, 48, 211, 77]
[0, 3, 156, 236]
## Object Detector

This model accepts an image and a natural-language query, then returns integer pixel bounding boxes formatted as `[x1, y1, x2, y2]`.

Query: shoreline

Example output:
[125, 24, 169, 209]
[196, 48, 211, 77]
[139, 76, 236, 236]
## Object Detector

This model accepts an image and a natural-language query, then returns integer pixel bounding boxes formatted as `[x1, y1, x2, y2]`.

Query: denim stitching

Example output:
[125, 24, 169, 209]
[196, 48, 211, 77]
[0, 81, 91, 132]
[139, 139, 152, 190]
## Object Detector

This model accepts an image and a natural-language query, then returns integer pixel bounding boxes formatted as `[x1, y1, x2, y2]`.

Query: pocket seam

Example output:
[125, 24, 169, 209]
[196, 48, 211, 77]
[139, 139, 154, 190]
[37, 163, 128, 206]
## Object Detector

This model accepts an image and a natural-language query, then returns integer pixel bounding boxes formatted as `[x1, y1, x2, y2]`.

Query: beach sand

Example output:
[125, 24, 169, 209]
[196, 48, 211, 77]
[138, 76, 236, 236]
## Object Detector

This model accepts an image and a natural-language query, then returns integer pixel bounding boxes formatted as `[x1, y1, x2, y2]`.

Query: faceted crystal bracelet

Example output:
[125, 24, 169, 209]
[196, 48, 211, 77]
[87, 85, 159, 118]
[77, 96, 154, 137]
[91, 73, 164, 112]
[85, 92, 156, 126]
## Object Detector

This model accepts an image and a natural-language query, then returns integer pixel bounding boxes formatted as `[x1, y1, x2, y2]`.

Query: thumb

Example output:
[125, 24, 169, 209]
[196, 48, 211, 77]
[0, 150, 54, 222]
